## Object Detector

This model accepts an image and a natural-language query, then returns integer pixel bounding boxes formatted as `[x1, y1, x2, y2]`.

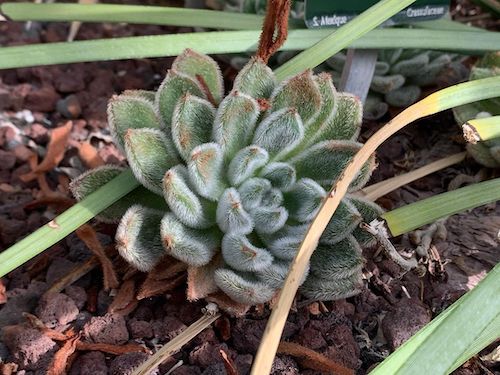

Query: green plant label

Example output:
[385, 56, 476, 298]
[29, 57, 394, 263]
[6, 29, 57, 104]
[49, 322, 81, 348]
[304, 0, 451, 28]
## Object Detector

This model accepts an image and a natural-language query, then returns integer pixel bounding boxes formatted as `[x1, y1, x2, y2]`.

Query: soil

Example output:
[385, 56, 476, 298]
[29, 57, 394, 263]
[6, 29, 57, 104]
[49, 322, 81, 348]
[0, 1, 499, 374]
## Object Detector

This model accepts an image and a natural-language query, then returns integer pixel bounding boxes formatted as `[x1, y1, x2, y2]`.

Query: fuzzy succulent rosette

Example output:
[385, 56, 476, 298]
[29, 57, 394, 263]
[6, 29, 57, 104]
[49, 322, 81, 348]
[70, 49, 381, 306]
[453, 52, 500, 168]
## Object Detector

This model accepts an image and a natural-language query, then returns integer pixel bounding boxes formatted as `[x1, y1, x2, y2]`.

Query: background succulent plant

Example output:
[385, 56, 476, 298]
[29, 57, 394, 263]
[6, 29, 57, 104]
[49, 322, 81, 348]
[326, 49, 466, 120]
[70, 49, 380, 306]
[453, 52, 500, 168]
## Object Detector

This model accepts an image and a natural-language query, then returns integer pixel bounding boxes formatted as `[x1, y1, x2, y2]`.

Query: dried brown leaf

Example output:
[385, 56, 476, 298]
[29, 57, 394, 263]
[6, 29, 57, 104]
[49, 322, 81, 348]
[20, 121, 73, 182]
[149, 256, 187, 281]
[108, 279, 137, 315]
[78, 141, 104, 169]
[220, 349, 239, 375]
[137, 274, 185, 300]
[187, 265, 218, 302]
[47, 334, 80, 375]
[76, 341, 151, 355]
[214, 316, 231, 341]
[76, 224, 119, 290]
[23, 313, 72, 341]
[277, 341, 354, 375]
[0, 279, 6, 304]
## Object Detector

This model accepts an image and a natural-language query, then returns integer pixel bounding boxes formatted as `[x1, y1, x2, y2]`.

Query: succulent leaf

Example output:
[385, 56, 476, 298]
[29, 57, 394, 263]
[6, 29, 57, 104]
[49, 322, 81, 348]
[270, 70, 322, 123]
[370, 74, 406, 94]
[310, 236, 363, 279]
[188, 143, 225, 200]
[284, 178, 326, 222]
[216, 188, 254, 234]
[221, 233, 274, 272]
[251, 206, 288, 234]
[290, 140, 372, 188]
[163, 165, 215, 229]
[213, 90, 260, 162]
[171, 93, 216, 161]
[320, 199, 362, 245]
[233, 57, 276, 99]
[172, 49, 224, 104]
[124, 128, 179, 195]
[161, 212, 219, 267]
[108, 94, 160, 150]
[385, 85, 421, 108]
[116, 205, 165, 272]
[311, 94, 362, 143]
[214, 268, 276, 305]
[390, 52, 429, 76]
[300, 272, 362, 301]
[253, 108, 304, 160]
[156, 70, 205, 131]
[259, 162, 296, 190]
[227, 145, 269, 186]
[259, 223, 309, 260]
[237, 177, 272, 210]
[70, 165, 167, 223]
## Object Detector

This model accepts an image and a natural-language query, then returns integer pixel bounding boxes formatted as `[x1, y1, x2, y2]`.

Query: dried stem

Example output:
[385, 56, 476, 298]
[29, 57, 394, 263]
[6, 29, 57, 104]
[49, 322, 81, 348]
[256, 0, 291, 63]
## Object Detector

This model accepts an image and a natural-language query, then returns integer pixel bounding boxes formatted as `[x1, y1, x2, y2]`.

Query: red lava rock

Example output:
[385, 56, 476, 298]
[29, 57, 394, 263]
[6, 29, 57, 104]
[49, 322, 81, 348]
[69, 351, 108, 375]
[45, 257, 76, 285]
[10, 84, 32, 111]
[295, 325, 327, 350]
[382, 297, 431, 350]
[234, 354, 253, 374]
[128, 320, 153, 339]
[53, 67, 86, 93]
[1, 325, 57, 371]
[24, 85, 60, 112]
[83, 313, 129, 345]
[322, 323, 360, 370]
[35, 292, 79, 328]
[231, 319, 266, 353]
[64, 285, 87, 310]
[189, 342, 235, 368]
[57, 94, 82, 119]
[12, 145, 34, 163]
[109, 352, 156, 375]
[0, 87, 11, 110]
[152, 316, 187, 341]
[270, 355, 300, 375]
[0, 217, 25, 245]
[201, 363, 227, 374]
[0, 150, 15, 171]
[27, 123, 49, 144]
[133, 305, 153, 321]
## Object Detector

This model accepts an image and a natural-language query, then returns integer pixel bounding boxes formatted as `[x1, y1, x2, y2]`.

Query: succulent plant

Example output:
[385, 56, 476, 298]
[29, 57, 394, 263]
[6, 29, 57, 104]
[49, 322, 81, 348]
[453, 52, 500, 168]
[326, 49, 465, 120]
[71, 49, 381, 306]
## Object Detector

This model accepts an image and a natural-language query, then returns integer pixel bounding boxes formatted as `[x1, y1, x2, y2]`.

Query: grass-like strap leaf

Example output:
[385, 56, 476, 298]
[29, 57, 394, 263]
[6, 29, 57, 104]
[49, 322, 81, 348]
[382, 177, 500, 237]
[0, 170, 139, 278]
[1, 29, 499, 70]
[462, 115, 500, 143]
[0, 2, 265, 30]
